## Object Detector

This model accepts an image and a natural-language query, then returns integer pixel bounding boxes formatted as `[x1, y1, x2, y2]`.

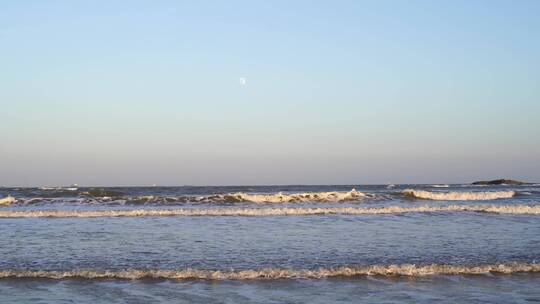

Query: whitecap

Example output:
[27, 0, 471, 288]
[221, 189, 365, 203]
[0, 196, 16, 206]
[1, 204, 538, 218]
[1, 263, 538, 280]
[403, 189, 515, 201]
[39, 187, 78, 191]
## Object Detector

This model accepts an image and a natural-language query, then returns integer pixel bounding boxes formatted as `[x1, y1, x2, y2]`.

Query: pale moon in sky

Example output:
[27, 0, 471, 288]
[239, 77, 247, 85]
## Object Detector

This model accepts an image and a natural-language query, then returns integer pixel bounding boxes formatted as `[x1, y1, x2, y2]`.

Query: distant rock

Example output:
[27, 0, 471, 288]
[472, 179, 526, 185]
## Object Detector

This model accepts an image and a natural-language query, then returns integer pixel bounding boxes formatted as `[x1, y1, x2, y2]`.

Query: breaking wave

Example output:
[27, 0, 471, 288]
[221, 189, 365, 203]
[0, 196, 16, 206]
[432, 184, 449, 188]
[39, 187, 78, 191]
[0, 189, 368, 206]
[1, 204, 538, 218]
[403, 189, 515, 201]
[1, 263, 538, 280]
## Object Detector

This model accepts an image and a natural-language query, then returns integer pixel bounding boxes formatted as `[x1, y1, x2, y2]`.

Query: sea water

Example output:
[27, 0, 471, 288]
[0, 184, 539, 303]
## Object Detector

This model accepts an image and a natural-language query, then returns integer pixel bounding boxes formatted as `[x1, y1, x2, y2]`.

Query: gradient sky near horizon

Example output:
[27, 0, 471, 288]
[1, 0, 539, 186]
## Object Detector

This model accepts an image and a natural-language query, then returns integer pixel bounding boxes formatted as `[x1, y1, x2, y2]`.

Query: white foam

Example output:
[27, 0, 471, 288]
[39, 187, 78, 191]
[0, 263, 537, 280]
[0, 196, 16, 206]
[403, 189, 515, 201]
[1, 204, 538, 218]
[432, 184, 449, 188]
[0, 190, 370, 206]
[222, 189, 365, 203]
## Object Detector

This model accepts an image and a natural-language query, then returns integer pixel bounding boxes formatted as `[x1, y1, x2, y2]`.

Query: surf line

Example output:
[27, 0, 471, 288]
[1, 263, 539, 280]
[1, 205, 539, 218]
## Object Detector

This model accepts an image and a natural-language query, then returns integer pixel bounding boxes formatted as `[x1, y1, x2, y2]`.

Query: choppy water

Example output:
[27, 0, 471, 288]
[1, 184, 539, 303]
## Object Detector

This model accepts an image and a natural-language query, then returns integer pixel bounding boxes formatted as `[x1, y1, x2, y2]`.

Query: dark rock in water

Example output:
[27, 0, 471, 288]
[472, 179, 526, 185]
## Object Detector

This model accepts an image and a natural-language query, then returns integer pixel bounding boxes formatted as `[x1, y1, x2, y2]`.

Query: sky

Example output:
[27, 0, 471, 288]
[1, 0, 539, 186]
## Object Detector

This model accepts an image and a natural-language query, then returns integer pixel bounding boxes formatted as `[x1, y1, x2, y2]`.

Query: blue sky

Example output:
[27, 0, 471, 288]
[1, 0, 539, 186]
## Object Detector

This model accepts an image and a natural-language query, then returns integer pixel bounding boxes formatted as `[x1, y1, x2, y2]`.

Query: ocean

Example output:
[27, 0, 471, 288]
[1, 184, 539, 303]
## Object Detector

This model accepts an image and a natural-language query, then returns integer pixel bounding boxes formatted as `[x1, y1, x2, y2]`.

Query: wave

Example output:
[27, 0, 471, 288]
[432, 184, 449, 188]
[220, 189, 365, 203]
[0, 196, 16, 206]
[403, 189, 515, 201]
[81, 188, 124, 198]
[2, 196, 179, 206]
[1, 204, 539, 218]
[39, 187, 78, 191]
[0, 263, 538, 280]
[0, 189, 368, 206]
